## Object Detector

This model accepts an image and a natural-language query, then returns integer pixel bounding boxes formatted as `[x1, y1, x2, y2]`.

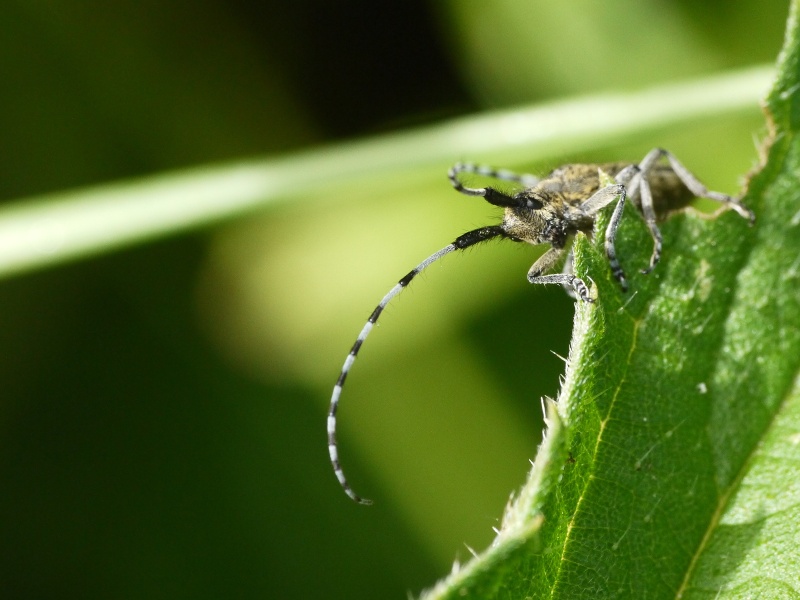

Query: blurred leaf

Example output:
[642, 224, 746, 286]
[421, 2, 800, 599]
[443, 0, 721, 104]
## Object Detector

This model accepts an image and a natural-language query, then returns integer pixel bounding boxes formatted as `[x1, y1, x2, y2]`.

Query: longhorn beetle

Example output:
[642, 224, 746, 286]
[328, 147, 754, 504]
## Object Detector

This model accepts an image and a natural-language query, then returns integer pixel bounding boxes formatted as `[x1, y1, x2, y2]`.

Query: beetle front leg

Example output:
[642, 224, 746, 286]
[528, 247, 595, 302]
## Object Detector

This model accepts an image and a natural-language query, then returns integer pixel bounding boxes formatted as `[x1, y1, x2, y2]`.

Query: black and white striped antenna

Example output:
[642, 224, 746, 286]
[327, 225, 507, 504]
[328, 162, 541, 504]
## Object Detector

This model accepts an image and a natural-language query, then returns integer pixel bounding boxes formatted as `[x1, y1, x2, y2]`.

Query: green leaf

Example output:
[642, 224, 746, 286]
[421, 3, 800, 599]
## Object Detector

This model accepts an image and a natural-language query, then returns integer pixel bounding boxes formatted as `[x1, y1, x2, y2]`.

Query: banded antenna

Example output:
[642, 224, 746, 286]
[327, 225, 507, 504]
[328, 162, 537, 504]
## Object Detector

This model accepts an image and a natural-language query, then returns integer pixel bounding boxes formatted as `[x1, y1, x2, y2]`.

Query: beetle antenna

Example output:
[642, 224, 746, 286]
[328, 225, 506, 504]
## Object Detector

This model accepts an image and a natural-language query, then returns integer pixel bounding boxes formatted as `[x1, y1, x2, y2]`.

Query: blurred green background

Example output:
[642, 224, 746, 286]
[0, 1, 785, 598]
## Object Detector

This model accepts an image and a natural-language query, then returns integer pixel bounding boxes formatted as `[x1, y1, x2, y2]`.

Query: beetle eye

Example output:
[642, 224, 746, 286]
[526, 198, 543, 209]
[518, 193, 543, 210]
[524, 195, 544, 210]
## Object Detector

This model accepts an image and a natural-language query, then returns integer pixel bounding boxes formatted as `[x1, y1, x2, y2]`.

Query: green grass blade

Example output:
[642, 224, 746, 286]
[0, 66, 770, 279]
